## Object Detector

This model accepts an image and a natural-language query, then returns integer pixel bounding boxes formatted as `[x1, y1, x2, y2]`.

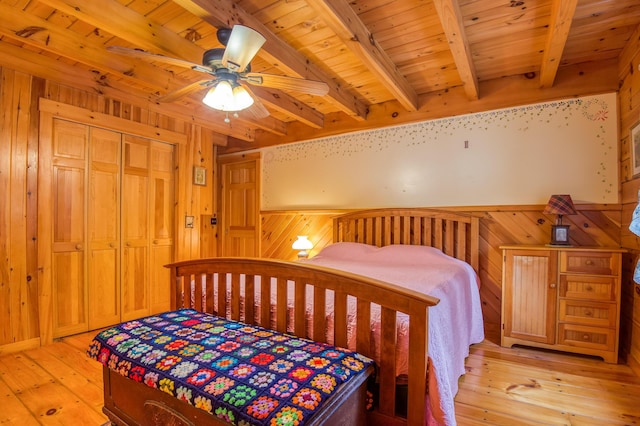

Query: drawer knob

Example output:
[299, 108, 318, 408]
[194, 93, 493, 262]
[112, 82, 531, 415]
[75, 244, 83, 250]
[585, 310, 593, 317]
[585, 286, 593, 292]
[583, 334, 590, 340]
[585, 260, 593, 265]
[550, 283, 556, 289]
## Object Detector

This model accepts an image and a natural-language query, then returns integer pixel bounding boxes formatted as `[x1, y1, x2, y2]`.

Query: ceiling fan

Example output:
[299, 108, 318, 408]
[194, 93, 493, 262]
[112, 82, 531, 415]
[107, 25, 330, 119]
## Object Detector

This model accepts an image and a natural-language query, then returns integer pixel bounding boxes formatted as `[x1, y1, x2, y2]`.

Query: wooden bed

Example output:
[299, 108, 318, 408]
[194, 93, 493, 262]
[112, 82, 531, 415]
[99, 208, 481, 426]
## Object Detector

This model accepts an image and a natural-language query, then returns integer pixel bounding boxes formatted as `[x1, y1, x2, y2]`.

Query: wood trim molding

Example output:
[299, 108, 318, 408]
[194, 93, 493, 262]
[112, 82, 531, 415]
[39, 98, 188, 145]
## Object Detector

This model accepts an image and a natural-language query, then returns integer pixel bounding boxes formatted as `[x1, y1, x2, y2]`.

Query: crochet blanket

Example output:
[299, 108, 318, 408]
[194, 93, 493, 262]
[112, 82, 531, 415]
[87, 309, 374, 425]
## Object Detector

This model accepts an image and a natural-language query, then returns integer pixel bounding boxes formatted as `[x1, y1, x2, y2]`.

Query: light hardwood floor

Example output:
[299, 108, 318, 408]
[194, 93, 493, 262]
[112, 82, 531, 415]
[0, 328, 638, 425]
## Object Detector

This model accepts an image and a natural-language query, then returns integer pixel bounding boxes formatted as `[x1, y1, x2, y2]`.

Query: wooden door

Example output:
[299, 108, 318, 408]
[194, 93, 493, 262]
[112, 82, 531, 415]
[121, 135, 150, 321]
[49, 119, 88, 337]
[87, 128, 121, 329]
[149, 141, 174, 314]
[220, 155, 260, 257]
[502, 249, 557, 344]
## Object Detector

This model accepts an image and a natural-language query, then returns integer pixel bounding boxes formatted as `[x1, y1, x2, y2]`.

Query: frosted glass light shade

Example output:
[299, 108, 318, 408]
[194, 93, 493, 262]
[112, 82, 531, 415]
[203, 81, 233, 110]
[202, 81, 254, 112]
[232, 85, 254, 110]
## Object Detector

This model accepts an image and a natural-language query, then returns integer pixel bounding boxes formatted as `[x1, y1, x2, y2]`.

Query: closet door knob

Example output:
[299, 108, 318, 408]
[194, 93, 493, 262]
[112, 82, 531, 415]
[75, 244, 83, 250]
[550, 283, 556, 289]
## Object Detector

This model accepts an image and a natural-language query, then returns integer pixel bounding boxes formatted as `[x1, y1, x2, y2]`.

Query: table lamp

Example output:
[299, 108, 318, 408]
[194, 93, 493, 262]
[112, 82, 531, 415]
[543, 194, 576, 245]
[292, 236, 313, 258]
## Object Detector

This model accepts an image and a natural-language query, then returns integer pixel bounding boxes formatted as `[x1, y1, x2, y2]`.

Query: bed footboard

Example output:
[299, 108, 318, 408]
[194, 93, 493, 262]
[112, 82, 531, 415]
[167, 257, 439, 425]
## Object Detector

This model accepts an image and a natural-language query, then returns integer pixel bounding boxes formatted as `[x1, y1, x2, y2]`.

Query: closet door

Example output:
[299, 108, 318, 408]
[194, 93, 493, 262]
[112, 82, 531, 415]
[50, 119, 88, 338]
[149, 141, 174, 314]
[87, 128, 121, 329]
[121, 135, 150, 321]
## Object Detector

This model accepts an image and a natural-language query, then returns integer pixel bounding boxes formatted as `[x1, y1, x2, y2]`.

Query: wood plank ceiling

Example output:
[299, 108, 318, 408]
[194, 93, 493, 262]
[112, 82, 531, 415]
[0, 0, 638, 152]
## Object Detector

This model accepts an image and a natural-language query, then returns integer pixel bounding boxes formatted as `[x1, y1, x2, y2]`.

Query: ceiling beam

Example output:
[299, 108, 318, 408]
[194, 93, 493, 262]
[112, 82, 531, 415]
[305, 0, 418, 112]
[0, 3, 175, 97]
[36, 0, 317, 129]
[0, 38, 253, 142]
[432, 0, 479, 100]
[0, 2, 260, 140]
[539, 0, 579, 88]
[249, 87, 325, 129]
[172, 0, 369, 121]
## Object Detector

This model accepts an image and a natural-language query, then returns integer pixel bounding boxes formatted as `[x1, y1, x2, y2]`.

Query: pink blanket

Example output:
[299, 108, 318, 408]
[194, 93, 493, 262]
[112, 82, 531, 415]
[301, 243, 485, 426]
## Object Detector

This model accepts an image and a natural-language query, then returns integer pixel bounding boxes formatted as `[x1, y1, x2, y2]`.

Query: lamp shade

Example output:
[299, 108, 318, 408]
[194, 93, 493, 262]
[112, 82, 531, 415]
[202, 80, 233, 110]
[202, 81, 254, 112]
[292, 236, 313, 250]
[543, 194, 576, 216]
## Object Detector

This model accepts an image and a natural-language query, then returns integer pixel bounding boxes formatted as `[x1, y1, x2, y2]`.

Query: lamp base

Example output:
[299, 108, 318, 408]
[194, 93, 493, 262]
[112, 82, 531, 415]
[549, 224, 571, 245]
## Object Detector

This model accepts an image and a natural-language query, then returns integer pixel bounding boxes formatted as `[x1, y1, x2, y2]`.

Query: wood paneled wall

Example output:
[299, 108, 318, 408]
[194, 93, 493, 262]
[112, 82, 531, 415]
[618, 24, 640, 374]
[261, 205, 622, 343]
[0, 66, 219, 353]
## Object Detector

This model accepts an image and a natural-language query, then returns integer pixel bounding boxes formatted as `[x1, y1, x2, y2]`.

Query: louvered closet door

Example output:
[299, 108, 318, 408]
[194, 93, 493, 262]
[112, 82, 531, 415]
[50, 119, 88, 338]
[121, 135, 150, 321]
[87, 128, 121, 329]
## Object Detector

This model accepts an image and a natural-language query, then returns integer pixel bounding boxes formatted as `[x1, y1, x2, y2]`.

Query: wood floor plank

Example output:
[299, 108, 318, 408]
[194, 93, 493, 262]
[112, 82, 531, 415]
[464, 354, 640, 403]
[455, 386, 573, 425]
[24, 345, 104, 411]
[0, 374, 40, 425]
[0, 351, 107, 424]
[36, 338, 103, 383]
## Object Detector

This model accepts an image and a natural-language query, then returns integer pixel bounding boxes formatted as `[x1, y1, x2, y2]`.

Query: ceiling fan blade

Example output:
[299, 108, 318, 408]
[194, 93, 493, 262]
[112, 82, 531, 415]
[107, 46, 211, 73]
[222, 25, 266, 72]
[157, 80, 213, 103]
[242, 73, 329, 96]
[241, 84, 270, 119]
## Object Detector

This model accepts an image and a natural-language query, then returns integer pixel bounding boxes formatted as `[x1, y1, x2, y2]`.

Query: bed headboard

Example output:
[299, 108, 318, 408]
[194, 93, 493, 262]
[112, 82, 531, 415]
[333, 208, 480, 272]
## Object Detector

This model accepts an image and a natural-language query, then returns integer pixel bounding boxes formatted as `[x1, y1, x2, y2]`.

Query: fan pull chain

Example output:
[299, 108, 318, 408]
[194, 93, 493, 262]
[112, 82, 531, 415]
[223, 112, 240, 123]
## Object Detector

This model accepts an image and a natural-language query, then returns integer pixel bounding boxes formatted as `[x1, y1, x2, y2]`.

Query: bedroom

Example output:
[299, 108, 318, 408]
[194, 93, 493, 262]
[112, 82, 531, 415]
[1, 0, 640, 424]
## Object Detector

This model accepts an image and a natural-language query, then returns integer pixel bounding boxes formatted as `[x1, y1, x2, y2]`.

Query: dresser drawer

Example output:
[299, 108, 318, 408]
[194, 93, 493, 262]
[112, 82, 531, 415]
[557, 324, 615, 352]
[558, 299, 617, 327]
[558, 275, 617, 301]
[559, 251, 619, 275]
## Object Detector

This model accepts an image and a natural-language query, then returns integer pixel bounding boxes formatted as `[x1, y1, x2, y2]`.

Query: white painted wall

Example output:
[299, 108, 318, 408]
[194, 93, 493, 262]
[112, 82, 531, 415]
[258, 93, 618, 210]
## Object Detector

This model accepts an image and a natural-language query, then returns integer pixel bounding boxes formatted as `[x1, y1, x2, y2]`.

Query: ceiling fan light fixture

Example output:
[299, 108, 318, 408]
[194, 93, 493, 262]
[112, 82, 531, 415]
[232, 84, 254, 110]
[202, 80, 254, 112]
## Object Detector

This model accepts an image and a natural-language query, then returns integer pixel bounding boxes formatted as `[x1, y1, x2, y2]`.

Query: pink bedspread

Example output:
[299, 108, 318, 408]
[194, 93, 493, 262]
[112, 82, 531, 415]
[301, 243, 485, 426]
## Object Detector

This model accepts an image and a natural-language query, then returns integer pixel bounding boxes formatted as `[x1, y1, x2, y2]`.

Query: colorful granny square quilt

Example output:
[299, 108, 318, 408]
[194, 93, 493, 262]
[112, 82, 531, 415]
[87, 309, 374, 425]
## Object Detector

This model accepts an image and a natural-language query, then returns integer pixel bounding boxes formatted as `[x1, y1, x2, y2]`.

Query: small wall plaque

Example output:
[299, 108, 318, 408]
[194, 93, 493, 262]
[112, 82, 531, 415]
[193, 166, 206, 186]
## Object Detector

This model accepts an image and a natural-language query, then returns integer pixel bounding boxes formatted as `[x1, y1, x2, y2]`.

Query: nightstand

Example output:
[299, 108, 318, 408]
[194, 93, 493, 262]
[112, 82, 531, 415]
[500, 245, 624, 363]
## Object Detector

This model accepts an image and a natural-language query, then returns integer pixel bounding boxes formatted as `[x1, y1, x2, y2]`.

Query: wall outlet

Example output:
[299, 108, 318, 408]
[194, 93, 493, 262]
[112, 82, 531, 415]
[185, 215, 194, 228]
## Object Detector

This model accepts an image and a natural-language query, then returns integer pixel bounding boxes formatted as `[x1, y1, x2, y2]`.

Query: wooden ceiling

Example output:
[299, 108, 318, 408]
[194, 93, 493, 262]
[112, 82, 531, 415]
[0, 0, 638, 152]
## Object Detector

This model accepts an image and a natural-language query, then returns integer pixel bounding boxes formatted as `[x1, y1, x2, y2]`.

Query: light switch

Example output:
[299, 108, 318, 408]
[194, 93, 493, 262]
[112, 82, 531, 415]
[185, 215, 194, 228]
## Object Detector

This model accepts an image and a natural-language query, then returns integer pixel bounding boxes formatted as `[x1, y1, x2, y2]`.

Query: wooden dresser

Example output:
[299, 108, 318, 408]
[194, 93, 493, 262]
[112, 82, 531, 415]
[500, 245, 624, 363]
